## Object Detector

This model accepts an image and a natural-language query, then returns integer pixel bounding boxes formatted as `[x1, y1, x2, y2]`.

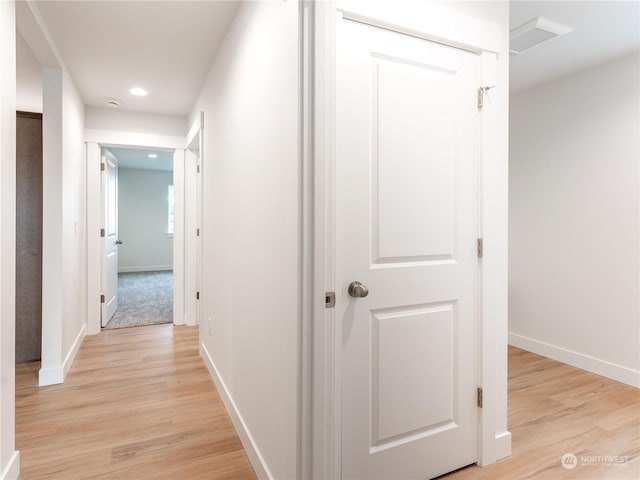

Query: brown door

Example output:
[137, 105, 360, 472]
[16, 111, 43, 363]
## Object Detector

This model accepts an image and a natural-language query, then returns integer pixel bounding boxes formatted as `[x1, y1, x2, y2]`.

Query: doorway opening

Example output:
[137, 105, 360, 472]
[86, 120, 201, 336]
[100, 146, 175, 330]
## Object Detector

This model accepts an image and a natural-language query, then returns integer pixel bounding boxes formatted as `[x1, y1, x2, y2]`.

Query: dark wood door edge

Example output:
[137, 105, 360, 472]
[16, 111, 43, 119]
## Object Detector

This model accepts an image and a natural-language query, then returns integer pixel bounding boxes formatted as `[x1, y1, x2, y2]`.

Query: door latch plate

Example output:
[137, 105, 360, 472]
[325, 292, 335, 308]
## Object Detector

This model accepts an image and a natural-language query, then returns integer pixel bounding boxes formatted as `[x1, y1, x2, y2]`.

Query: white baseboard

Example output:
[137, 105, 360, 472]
[479, 430, 512, 467]
[63, 324, 86, 378]
[199, 342, 272, 480]
[494, 431, 512, 460]
[1, 451, 19, 480]
[118, 265, 173, 273]
[173, 313, 185, 326]
[39, 324, 86, 387]
[39, 365, 63, 386]
[509, 332, 640, 388]
[183, 312, 197, 327]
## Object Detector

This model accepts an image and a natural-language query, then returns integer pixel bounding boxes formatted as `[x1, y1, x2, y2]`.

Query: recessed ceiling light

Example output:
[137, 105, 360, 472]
[129, 87, 148, 96]
[510, 17, 573, 55]
[148, 154, 158, 158]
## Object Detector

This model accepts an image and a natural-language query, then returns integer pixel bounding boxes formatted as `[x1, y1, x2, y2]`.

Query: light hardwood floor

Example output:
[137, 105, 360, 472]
[16, 327, 639, 479]
[16, 324, 256, 480]
[444, 347, 640, 480]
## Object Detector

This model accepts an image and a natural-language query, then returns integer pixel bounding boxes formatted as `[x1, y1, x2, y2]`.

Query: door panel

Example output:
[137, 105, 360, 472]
[337, 15, 480, 480]
[102, 150, 118, 326]
[372, 302, 456, 448]
[373, 56, 456, 264]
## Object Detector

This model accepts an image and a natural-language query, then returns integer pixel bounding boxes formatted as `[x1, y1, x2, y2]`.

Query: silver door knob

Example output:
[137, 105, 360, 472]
[348, 281, 369, 298]
[115, 240, 123, 245]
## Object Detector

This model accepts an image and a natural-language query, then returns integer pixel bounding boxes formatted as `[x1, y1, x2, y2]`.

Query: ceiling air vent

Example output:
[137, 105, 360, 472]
[106, 99, 121, 108]
[510, 17, 573, 55]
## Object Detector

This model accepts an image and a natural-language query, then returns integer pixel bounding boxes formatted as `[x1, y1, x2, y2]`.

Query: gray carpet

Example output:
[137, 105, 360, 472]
[104, 271, 173, 329]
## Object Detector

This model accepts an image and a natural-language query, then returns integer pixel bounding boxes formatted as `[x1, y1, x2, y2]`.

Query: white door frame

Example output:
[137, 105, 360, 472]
[85, 130, 191, 335]
[184, 113, 204, 326]
[307, 1, 511, 477]
[100, 148, 119, 327]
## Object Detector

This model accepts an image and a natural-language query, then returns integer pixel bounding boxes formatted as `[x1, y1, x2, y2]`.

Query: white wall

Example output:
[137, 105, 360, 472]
[117, 168, 173, 272]
[40, 64, 87, 386]
[0, 3, 19, 478]
[189, 1, 300, 478]
[509, 53, 640, 387]
[85, 107, 187, 137]
[16, 31, 42, 113]
[39, 66, 64, 386]
[61, 69, 86, 370]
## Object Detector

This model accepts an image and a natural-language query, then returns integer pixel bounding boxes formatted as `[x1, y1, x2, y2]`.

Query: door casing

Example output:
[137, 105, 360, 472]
[184, 113, 204, 327]
[101, 148, 119, 326]
[85, 125, 199, 334]
[306, 1, 511, 477]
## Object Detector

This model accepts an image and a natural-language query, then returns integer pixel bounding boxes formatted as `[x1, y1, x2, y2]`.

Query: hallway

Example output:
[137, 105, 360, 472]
[15, 325, 256, 479]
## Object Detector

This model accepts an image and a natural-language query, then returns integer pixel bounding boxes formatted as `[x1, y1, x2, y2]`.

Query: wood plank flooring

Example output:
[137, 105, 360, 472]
[16, 327, 639, 479]
[16, 324, 256, 480]
[444, 347, 640, 480]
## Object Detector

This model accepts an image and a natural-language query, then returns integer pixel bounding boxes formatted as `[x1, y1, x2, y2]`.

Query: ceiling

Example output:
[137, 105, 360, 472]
[510, 1, 640, 93]
[108, 147, 174, 171]
[26, 1, 640, 108]
[34, 1, 240, 116]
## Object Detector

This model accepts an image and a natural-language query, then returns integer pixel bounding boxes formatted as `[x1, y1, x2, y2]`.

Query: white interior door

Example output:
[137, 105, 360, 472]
[184, 144, 199, 326]
[195, 139, 203, 326]
[101, 149, 119, 327]
[336, 15, 480, 479]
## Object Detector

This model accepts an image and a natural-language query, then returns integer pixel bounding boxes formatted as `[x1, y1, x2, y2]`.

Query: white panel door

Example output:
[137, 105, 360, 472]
[336, 15, 480, 480]
[184, 147, 199, 326]
[101, 150, 119, 327]
[196, 142, 203, 326]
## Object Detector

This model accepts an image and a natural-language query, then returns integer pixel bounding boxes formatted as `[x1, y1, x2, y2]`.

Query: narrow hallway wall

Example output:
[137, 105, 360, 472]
[0, 2, 19, 477]
[188, 1, 300, 478]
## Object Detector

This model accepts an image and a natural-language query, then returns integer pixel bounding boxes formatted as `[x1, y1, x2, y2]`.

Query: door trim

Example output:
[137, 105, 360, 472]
[85, 132, 188, 335]
[100, 148, 119, 327]
[299, 3, 315, 478]
[184, 113, 204, 327]
[309, 1, 511, 477]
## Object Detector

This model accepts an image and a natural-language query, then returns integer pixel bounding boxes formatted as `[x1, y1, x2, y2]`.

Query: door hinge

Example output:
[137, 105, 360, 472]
[196, 291, 200, 300]
[477, 387, 483, 408]
[100, 294, 105, 304]
[100, 162, 105, 172]
[197, 165, 200, 173]
[196, 228, 200, 237]
[100, 228, 105, 237]
[325, 291, 335, 308]
[477, 85, 496, 110]
[477, 238, 483, 258]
